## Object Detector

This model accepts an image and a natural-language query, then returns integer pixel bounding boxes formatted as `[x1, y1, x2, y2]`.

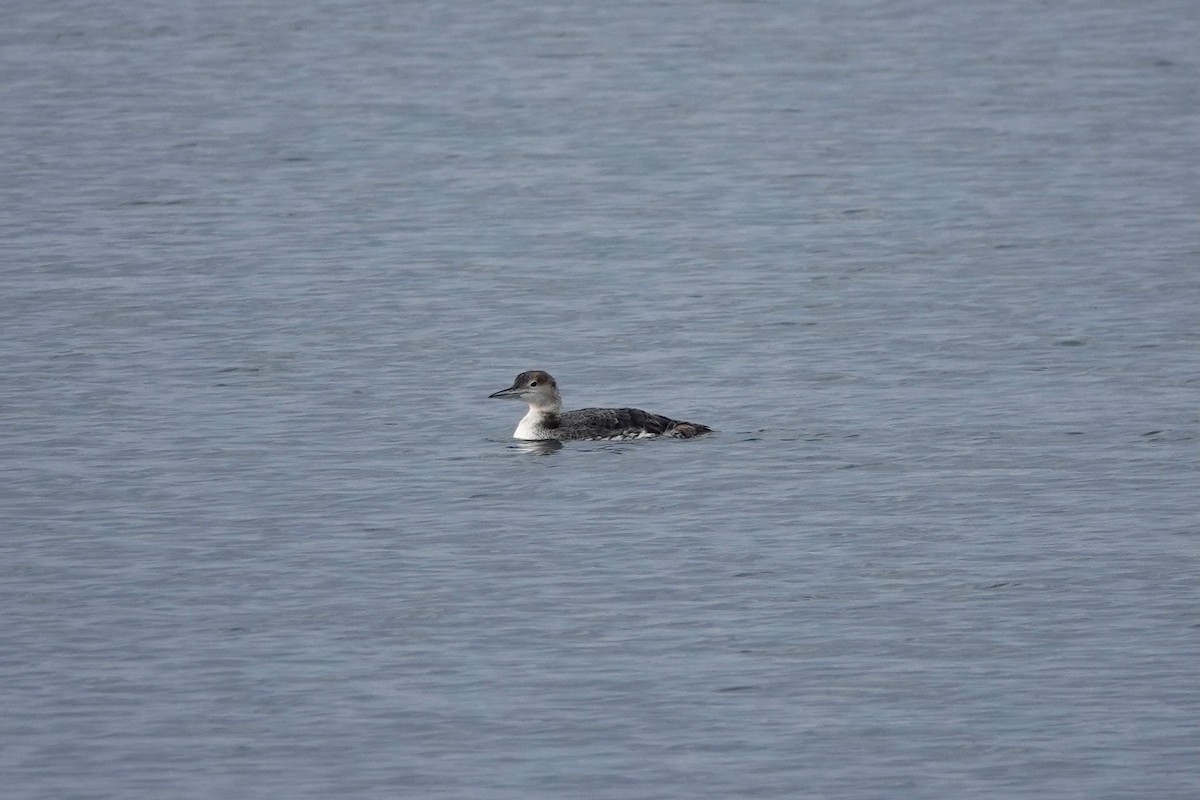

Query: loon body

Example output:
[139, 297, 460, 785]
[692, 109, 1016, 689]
[488, 370, 712, 442]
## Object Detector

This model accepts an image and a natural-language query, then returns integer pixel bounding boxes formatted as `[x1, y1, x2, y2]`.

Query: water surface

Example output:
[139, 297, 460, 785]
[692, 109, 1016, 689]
[2, 1, 1197, 798]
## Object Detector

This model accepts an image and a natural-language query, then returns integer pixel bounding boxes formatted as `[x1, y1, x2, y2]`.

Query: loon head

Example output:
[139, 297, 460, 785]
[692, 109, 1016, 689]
[489, 370, 563, 412]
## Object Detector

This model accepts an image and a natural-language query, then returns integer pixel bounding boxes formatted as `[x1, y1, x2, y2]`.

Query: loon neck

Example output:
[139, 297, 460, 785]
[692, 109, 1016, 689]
[515, 405, 561, 440]
[528, 395, 562, 414]
[524, 401, 561, 422]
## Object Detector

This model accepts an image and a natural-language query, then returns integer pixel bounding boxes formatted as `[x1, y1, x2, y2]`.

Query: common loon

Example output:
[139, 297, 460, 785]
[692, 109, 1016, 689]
[489, 370, 712, 442]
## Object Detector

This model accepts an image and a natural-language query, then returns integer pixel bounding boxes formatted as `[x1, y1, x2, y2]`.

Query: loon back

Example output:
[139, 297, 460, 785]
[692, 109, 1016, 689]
[552, 407, 712, 441]
[488, 370, 712, 442]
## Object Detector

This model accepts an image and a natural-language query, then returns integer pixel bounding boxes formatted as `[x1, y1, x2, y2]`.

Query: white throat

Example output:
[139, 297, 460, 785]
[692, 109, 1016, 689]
[514, 405, 554, 440]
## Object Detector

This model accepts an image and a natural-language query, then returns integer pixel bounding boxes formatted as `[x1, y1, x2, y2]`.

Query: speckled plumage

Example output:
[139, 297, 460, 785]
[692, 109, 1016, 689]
[488, 370, 711, 442]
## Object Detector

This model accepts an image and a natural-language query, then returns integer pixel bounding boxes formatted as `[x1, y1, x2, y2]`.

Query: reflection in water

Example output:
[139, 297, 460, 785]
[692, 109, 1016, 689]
[511, 440, 563, 455]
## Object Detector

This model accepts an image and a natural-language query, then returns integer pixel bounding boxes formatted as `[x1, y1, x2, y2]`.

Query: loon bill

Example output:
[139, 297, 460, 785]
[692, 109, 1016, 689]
[488, 370, 712, 442]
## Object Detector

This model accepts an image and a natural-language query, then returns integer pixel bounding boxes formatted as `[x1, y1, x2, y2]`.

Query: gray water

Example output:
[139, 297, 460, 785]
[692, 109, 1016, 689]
[2, 1, 1197, 797]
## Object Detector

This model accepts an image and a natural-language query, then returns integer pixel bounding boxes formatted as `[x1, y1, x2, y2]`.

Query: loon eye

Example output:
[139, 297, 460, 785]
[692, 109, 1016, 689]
[529, 380, 538, 387]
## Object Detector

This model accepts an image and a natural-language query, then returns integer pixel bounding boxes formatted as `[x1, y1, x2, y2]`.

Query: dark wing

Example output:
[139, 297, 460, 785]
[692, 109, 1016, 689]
[612, 407, 678, 435]
[611, 408, 711, 437]
[561, 407, 706, 439]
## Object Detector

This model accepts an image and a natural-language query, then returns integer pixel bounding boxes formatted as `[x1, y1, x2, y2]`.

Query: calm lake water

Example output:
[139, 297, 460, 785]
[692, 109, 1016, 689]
[2, 1, 1197, 798]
